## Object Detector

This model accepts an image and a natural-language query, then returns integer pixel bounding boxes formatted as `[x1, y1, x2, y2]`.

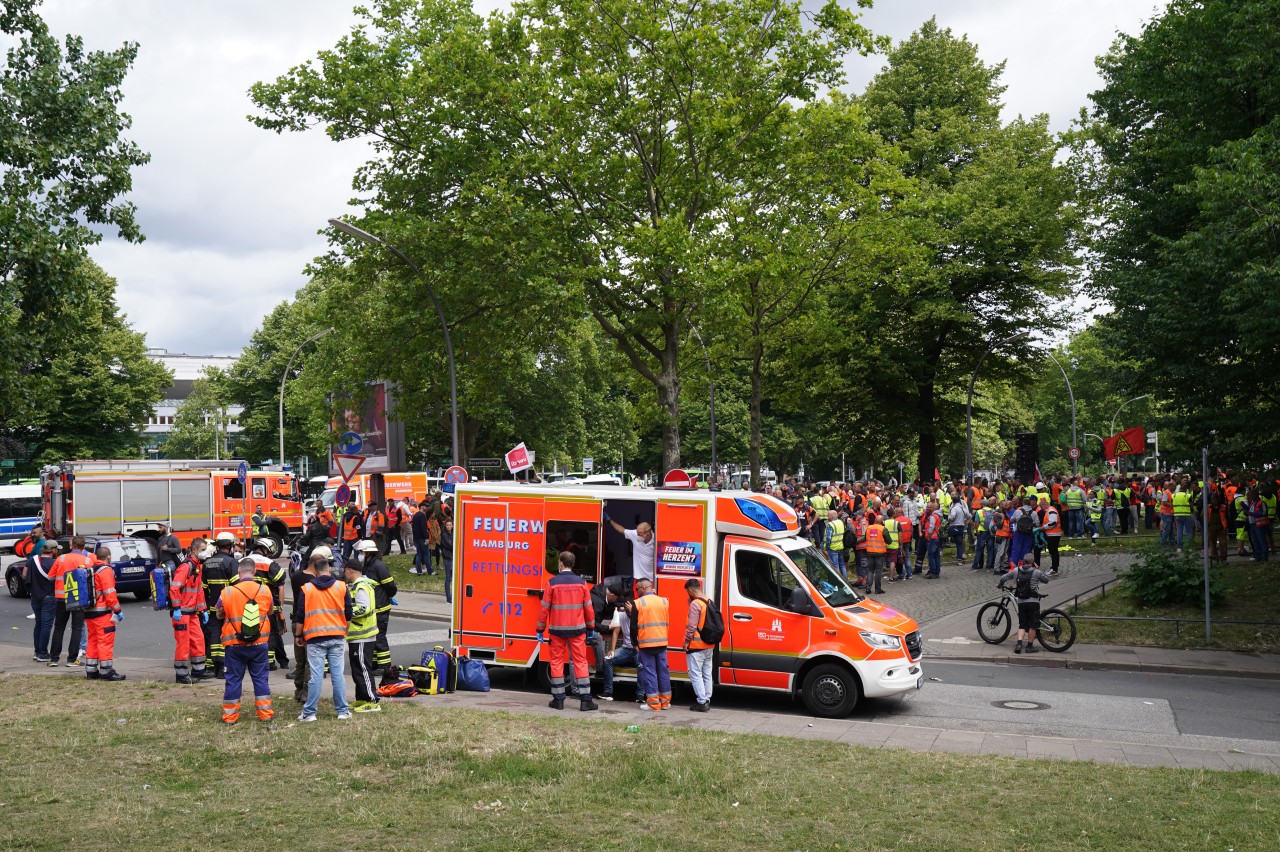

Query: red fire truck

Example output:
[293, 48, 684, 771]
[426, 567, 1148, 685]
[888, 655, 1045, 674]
[40, 460, 305, 556]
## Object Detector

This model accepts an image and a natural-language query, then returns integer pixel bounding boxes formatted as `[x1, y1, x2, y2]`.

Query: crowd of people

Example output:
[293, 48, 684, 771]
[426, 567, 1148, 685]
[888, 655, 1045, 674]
[760, 469, 1276, 589]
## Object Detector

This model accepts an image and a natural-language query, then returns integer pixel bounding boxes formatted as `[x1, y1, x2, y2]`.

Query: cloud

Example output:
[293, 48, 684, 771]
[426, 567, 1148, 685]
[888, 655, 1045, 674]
[37, 0, 1161, 353]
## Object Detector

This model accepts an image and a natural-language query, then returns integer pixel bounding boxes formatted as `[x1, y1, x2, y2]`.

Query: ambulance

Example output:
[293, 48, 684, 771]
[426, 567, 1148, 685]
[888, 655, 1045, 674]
[451, 479, 923, 717]
[320, 472, 442, 510]
[40, 459, 304, 556]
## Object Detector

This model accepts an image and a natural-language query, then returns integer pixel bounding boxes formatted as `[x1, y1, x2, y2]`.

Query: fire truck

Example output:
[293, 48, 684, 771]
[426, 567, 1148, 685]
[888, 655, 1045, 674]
[451, 480, 924, 718]
[40, 460, 305, 557]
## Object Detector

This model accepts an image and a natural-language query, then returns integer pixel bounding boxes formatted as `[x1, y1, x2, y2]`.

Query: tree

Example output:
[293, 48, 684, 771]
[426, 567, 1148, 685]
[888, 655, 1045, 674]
[250, 0, 882, 472]
[1, 0, 149, 414]
[837, 19, 1079, 477]
[0, 261, 170, 471]
[164, 368, 235, 460]
[1080, 0, 1280, 464]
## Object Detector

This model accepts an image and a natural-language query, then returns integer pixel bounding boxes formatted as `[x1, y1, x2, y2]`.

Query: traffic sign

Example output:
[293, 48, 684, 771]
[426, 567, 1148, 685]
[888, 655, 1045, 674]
[333, 453, 365, 483]
[469, 457, 501, 468]
[583, 457, 594, 472]
[338, 431, 364, 455]
[445, 465, 468, 485]
[1068, 446, 1081, 460]
[335, 483, 351, 507]
[663, 468, 697, 489]
[237, 461, 248, 484]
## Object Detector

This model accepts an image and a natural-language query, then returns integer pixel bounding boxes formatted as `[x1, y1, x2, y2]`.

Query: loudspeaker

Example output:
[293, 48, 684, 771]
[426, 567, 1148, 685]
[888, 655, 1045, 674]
[1015, 432, 1039, 483]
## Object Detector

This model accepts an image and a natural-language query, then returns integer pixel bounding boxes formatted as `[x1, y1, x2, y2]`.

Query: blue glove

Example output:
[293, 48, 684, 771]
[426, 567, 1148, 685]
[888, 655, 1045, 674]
[200, 611, 209, 625]
[586, 630, 597, 641]
[111, 612, 124, 624]
[172, 610, 182, 624]
[536, 631, 547, 644]
[391, 596, 399, 606]
[602, 512, 611, 523]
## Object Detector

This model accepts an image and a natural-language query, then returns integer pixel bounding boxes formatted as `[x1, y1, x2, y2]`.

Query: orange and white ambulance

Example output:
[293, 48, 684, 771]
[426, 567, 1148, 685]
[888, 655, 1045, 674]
[321, 472, 442, 510]
[451, 481, 923, 717]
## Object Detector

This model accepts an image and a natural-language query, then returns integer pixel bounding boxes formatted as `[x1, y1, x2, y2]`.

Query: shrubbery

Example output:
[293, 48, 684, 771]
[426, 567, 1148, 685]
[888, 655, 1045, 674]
[1121, 545, 1226, 607]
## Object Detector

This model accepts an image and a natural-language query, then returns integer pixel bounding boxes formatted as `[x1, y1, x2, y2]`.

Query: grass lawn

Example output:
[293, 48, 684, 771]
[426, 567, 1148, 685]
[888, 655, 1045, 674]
[384, 552, 447, 594]
[2, 675, 1278, 850]
[1072, 560, 1280, 653]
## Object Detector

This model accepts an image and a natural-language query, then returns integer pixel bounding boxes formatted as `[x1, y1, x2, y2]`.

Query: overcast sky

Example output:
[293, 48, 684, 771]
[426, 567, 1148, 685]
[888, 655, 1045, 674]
[39, 0, 1161, 356]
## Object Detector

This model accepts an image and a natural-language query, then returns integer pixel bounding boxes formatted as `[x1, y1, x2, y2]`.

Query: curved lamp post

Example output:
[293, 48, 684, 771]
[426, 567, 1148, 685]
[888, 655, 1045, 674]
[1045, 351, 1078, 476]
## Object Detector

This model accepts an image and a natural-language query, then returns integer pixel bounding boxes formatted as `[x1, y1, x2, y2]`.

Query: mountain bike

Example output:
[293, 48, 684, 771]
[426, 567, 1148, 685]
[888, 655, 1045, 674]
[976, 588, 1077, 652]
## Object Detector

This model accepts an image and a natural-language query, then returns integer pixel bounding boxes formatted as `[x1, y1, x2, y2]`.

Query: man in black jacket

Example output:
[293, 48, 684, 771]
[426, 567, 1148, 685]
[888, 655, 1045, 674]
[410, 502, 431, 575]
[355, 539, 398, 671]
[201, 533, 240, 678]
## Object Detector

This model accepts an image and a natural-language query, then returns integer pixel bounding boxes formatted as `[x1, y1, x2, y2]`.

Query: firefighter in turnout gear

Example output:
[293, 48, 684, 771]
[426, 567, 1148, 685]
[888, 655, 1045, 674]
[201, 532, 239, 678]
[171, 539, 211, 683]
[354, 539, 397, 671]
[250, 541, 290, 671]
[84, 546, 126, 682]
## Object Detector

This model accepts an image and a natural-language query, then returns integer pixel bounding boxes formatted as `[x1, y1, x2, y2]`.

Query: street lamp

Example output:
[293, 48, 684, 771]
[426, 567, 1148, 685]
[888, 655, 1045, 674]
[328, 218, 459, 467]
[1045, 351, 1078, 476]
[687, 324, 716, 485]
[966, 331, 1027, 479]
[279, 327, 334, 470]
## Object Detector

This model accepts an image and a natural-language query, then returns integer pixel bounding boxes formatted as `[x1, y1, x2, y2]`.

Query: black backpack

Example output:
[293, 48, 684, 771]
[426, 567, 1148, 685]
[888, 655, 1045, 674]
[1015, 511, 1035, 534]
[1015, 567, 1036, 600]
[697, 599, 725, 645]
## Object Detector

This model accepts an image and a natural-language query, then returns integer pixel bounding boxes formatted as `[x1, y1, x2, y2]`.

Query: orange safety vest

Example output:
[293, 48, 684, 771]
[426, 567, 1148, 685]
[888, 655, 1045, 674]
[367, 510, 385, 534]
[853, 518, 869, 550]
[342, 514, 360, 541]
[993, 511, 1012, 539]
[300, 580, 348, 641]
[898, 518, 912, 543]
[688, 598, 713, 652]
[634, 593, 669, 650]
[968, 487, 983, 510]
[865, 524, 887, 554]
[221, 579, 274, 646]
[1159, 489, 1175, 515]
[1043, 508, 1063, 536]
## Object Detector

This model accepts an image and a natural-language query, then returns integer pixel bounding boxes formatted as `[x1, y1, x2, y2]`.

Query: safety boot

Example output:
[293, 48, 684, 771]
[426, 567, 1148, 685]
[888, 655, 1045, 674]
[175, 675, 194, 684]
[548, 696, 565, 710]
[579, 697, 599, 712]
[101, 671, 126, 682]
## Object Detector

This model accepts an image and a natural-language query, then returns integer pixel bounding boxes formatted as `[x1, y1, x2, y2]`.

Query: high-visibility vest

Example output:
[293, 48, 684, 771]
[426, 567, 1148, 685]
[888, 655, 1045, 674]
[1043, 508, 1063, 536]
[1171, 491, 1192, 517]
[343, 514, 360, 541]
[974, 508, 989, 532]
[221, 579, 273, 646]
[1159, 490, 1175, 515]
[367, 510, 386, 533]
[898, 517, 912, 543]
[810, 494, 830, 512]
[826, 519, 845, 551]
[968, 487, 983, 510]
[346, 576, 378, 642]
[688, 598, 713, 652]
[634, 593, 669, 650]
[992, 511, 1011, 538]
[300, 580, 348, 641]
[923, 513, 941, 540]
[1264, 495, 1277, 520]
[883, 517, 899, 549]
[865, 524, 887, 554]
[853, 518, 868, 551]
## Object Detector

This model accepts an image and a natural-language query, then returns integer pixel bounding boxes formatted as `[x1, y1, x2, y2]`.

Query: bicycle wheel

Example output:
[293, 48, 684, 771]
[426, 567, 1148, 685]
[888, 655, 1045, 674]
[1036, 608, 1077, 652]
[976, 602, 1011, 644]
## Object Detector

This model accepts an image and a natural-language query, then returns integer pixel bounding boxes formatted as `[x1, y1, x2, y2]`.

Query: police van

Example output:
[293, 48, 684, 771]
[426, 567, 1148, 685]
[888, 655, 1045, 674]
[450, 478, 923, 717]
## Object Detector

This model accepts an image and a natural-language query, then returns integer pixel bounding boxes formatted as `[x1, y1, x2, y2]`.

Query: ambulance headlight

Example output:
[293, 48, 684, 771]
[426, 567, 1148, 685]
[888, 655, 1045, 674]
[859, 631, 902, 651]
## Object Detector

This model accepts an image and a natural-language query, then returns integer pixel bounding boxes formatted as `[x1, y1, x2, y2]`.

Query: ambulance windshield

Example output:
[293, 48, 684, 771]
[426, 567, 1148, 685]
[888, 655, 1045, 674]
[781, 540, 864, 608]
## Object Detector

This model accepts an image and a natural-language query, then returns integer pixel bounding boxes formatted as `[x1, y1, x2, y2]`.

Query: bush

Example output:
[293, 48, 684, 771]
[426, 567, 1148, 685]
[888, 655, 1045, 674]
[1121, 545, 1226, 607]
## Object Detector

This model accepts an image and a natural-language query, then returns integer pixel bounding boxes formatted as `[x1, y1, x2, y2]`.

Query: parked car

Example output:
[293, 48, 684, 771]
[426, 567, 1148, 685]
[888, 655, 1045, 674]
[5, 536, 158, 601]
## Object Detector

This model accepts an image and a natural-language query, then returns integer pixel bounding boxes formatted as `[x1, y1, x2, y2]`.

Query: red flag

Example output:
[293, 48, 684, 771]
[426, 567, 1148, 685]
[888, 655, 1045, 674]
[1102, 426, 1146, 462]
[933, 468, 940, 482]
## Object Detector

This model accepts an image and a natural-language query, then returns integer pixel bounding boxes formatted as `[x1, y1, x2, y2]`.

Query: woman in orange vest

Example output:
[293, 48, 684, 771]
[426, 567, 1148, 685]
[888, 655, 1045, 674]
[628, 578, 671, 711]
[293, 561, 352, 721]
[341, 509, 361, 561]
[991, 502, 1013, 574]
[864, 514, 888, 594]
[84, 545, 125, 682]
[217, 558, 276, 724]
[1034, 502, 1063, 576]
[896, 507, 913, 579]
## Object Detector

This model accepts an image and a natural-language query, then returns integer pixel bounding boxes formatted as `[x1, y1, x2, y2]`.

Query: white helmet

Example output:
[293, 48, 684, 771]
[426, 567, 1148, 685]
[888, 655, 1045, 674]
[311, 545, 333, 560]
[354, 539, 379, 554]
[214, 532, 237, 545]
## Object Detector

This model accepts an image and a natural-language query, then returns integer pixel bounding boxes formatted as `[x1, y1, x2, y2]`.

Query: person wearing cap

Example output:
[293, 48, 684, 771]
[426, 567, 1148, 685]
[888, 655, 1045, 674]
[343, 557, 382, 712]
[201, 532, 239, 678]
[27, 540, 60, 663]
[157, 523, 182, 568]
[250, 540, 290, 672]
[354, 539, 397, 671]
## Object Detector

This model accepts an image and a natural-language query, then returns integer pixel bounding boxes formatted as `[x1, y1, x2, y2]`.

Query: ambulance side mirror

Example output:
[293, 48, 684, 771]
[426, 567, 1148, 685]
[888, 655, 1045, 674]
[791, 589, 816, 616]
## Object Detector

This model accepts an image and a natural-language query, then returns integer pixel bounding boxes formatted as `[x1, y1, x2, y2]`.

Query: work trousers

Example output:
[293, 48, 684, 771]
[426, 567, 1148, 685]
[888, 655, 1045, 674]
[268, 613, 290, 669]
[172, 613, 207, 678]
[971, 532, 992, 571]
[85, 615, 117, 676]
[1250, 524, 1270, 561]
[637, 647, 671, 710]
[349, 640, 379, 704]
[1175, 516, 1194, 550]
[203, 610, 225, 669]
[1033, 535, 1061, 574]
[548, 634, 591, 699]
[992, 536, 1012, 572]
[222, 643, 272, 723]
[866, 553, 885, 592]
[373, 613, 391, 668]
[687, 648, 714, 705]
[50, 600, 84, 664]
[1067, 509, 1084, 537]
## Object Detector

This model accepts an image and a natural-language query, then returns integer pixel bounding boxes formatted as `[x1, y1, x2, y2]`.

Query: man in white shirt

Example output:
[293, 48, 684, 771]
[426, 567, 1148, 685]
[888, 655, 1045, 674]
[606, 515, 656, 585]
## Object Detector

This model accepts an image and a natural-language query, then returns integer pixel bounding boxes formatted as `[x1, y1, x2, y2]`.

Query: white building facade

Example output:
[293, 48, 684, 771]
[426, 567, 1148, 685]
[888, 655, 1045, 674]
[141, 350, 243, 457]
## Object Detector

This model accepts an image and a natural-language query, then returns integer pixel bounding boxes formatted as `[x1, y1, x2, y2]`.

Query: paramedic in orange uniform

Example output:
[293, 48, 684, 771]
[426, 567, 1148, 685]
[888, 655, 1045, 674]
[171, 538, 211, 683]
[216, 557, 275, 724]
[83, 545, 125, 681]
[536, 551, 598, 712]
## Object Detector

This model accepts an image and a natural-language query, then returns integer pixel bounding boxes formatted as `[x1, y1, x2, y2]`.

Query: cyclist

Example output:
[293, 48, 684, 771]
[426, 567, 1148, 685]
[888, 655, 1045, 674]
[997, 553, 1050, 655]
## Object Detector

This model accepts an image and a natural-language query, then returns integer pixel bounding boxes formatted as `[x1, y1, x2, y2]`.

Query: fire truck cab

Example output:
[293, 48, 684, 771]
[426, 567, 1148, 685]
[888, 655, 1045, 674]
[451, 482, 923, 717]
[41, 460, 304, 557]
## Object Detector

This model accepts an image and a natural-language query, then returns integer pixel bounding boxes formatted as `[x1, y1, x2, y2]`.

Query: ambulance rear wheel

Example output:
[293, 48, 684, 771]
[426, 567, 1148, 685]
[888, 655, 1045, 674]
[801, 663, 859, 718]
[133, 589, 152, 602]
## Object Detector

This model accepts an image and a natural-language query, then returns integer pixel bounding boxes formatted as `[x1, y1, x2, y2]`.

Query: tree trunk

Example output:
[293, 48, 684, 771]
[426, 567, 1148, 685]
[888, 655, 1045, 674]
[917, 382, 937, 480]
[656, 324, 681, 473]
[749, 337, 764, 489]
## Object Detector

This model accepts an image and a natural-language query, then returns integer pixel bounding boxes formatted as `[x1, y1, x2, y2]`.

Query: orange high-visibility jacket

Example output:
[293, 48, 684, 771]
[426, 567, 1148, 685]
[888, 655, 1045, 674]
[634, 593, 670, 650]
[220, 579, 274, 646]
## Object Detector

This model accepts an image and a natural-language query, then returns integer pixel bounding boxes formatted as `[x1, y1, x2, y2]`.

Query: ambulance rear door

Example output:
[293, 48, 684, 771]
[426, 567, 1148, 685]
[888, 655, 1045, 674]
[719, 536, 814, 690]
[455, 493, 546, 658]
[652, 498, 708, 680]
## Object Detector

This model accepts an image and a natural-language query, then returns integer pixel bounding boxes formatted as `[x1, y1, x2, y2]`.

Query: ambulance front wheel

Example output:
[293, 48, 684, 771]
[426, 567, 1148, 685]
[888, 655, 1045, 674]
[133, 588, 152, 602]
[801, 663, 860, 718]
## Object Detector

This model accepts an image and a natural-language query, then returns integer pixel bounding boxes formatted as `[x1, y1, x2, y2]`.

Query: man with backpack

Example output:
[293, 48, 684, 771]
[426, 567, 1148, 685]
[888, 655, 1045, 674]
[48, 536, 92, 668]
[681, 578, 721, 712]
[998, 554, 1051, 654]
[216, 558, 276, 724]
[1009, 497, 1039, 567]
